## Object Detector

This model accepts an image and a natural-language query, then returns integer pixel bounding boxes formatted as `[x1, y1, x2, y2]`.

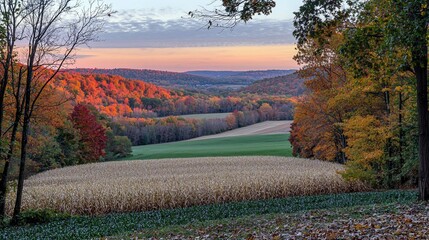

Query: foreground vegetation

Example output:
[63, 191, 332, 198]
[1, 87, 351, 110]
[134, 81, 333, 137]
[1, 190, 417, 239]
[6, 156, 365, 215]
[135, 199, 427, 239]
[124, 134, 292, 160]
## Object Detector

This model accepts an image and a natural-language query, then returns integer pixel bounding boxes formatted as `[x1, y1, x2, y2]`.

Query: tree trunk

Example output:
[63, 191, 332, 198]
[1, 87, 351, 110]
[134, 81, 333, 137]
[0, 69, 23, 218]
[398, 91, 405, 185]
[339, 132, 347, 164]
[0, 65, 9, 135]
[0, 63, 10, 219]
[414, 43, 429, 201]
[0, 117, 20, 217]
[12, 66, 32, 221]
[384, 89, 394, 187]
[0, 49, 13, 135]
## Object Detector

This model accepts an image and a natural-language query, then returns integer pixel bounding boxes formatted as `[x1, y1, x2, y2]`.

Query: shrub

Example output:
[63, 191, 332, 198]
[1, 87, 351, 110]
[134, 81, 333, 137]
[12, 209, 71, 226]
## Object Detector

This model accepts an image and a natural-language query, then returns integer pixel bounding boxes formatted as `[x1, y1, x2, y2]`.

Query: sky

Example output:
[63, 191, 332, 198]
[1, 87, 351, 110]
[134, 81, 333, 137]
[73, 0, 302, 72]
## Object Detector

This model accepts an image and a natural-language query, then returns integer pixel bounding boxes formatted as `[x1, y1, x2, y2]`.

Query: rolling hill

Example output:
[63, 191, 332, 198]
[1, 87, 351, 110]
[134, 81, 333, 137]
[66, 68, 220, 89]
[237, 72, 306, 96]
[66, 68, 297, 90]
[186, 70, 296, 85]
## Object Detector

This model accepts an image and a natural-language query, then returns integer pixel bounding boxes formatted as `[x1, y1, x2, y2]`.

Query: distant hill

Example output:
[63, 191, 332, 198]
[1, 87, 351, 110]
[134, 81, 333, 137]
[67, 68, 234, 89]
[66, 68, 297, 90]
[185, 71, 243, 79]
[186, 70, 296, 85]
[237, 73, 306, 96]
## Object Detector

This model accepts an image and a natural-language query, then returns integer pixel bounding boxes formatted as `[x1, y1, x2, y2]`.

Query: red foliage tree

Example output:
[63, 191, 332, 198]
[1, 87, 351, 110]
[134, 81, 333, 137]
[71, 104, 107, 163]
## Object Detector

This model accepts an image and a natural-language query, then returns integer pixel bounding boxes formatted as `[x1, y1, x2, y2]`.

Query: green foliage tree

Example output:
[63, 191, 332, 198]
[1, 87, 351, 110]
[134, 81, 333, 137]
[105, 133, 132, 160]
[56, 120, 81, 167]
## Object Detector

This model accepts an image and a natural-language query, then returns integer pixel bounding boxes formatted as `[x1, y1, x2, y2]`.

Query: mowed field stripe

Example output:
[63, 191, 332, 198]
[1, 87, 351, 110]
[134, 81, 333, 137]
[189, 121, 292, 141]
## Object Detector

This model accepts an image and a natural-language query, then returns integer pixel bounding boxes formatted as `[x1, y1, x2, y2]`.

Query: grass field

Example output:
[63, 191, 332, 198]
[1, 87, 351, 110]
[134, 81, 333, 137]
[5, 156, 366, 215]
[124, 134, 292, 160]
[1, 190, 417, 239]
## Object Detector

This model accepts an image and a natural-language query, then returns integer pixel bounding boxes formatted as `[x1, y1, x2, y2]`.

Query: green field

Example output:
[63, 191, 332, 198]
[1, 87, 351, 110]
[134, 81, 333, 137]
[123, 134, 292, 160]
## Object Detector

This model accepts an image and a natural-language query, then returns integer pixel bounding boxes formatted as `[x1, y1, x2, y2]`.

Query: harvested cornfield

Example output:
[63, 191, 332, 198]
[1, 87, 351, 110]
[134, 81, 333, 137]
[6, 157, 368, 215]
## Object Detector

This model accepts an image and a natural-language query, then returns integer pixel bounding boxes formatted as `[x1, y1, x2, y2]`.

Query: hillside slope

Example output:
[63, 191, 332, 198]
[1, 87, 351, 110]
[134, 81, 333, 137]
[55, 72, 175, 116]
[67, 68, 231, 89]
[238, 73, 306, 96]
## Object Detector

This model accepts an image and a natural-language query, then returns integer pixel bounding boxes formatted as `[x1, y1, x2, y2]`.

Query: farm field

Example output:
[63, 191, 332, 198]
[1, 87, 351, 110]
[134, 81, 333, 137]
[5, 156, 367, 216]
[124, 134, 292, 160]
[190, 120, 292, 141]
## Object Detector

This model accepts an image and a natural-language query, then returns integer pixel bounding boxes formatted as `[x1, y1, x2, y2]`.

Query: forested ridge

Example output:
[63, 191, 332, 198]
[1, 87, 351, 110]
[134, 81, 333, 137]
[186, 70, 296, 85]
[67, 68, 297, 89]
[238, 73, 306, 96]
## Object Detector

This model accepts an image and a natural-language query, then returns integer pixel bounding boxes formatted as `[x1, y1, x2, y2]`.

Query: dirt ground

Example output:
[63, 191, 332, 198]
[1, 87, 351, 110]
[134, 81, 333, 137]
[189, 121, 292, 141]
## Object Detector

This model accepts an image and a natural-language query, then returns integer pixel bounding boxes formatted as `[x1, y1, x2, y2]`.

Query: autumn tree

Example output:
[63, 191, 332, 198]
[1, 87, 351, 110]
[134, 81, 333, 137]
[292, 0, 428, 191]
[0, 0, 25, 219]
[0, 0, 112, 221]
[71, 104, 107, 163]
[342, 116, 390, 185]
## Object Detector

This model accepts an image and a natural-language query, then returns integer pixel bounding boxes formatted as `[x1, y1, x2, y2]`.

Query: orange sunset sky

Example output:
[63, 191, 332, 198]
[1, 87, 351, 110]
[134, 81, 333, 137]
[72, 1, 301, 72]
[74, 45, 298, 72]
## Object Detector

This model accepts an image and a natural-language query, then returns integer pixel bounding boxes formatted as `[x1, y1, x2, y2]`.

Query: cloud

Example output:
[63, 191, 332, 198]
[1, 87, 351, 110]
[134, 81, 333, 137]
[91, 9, 295, 48]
